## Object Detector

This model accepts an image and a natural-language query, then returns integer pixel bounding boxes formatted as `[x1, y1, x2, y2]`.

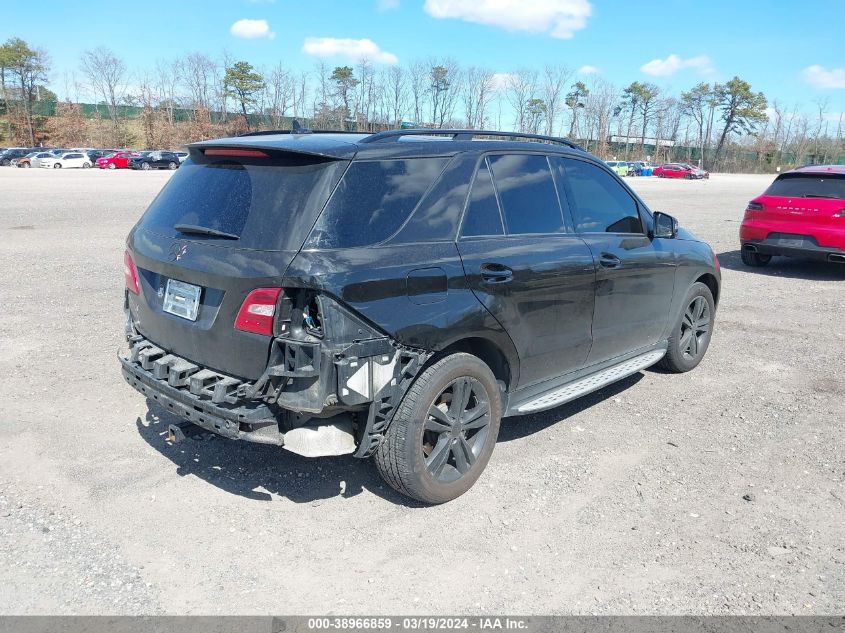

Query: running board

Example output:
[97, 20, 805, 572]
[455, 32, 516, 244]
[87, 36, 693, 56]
[516, 349, 666, 414]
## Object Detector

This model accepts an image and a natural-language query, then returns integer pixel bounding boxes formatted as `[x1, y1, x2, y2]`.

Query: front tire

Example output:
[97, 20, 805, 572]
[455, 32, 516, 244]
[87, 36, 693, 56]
[659, 282, 715, 373]
[108, 163, 116, 170]
[375, 353, 502, 504]
[167, 161, 177, 170]
[141, 162, 151, 170]
[741, 248, 771, 267]
[53, 163, 62, 169]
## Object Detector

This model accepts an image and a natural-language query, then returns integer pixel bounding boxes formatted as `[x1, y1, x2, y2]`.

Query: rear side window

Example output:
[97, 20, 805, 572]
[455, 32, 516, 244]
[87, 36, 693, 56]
[765, 173, 845, 199]
[558, 158, 643, 234]
[488, 154, 564, 235]
[306, 158, 449, 249]
[137, 152, 348, 251]
[461, 159, 504, 237]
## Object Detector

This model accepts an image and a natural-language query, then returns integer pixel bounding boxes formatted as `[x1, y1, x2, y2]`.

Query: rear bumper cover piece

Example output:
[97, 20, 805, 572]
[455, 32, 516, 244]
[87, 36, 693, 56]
[119, 338, 283, 445]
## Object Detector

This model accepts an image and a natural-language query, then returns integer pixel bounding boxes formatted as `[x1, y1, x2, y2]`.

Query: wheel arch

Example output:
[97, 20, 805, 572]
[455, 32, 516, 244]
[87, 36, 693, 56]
[432, 336, 515, 393]
[695, 272, 719, 307]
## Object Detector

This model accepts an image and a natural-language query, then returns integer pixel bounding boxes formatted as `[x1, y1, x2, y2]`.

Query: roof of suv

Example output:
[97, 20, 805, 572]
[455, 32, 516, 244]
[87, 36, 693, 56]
[189, 129, 587, 161]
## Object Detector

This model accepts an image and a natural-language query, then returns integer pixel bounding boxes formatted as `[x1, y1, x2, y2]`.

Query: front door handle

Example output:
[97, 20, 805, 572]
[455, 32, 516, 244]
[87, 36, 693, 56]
[599, 253, 622, 268]
[480, 263, 514, 283]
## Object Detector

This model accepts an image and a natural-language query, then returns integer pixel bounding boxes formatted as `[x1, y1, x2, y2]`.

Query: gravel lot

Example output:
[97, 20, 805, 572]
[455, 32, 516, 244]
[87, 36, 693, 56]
[0, 168, 842, 615]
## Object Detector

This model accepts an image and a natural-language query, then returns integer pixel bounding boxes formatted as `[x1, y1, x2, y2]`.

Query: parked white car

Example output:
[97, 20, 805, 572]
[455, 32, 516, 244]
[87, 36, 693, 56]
[39, 152, 93, 169]
[29, 152, 55, 168]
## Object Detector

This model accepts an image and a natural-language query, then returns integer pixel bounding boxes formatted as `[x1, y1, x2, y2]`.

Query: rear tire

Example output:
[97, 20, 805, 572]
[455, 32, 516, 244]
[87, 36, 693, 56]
[659, 282, 715, 373]
[82, 162, 91, 169]
[741, 248, 771, 267]
[374, 353, 502, 504]
[167, 161, 177, 170]
[141, 162, 151, 170]
[53, 163, 62, 169]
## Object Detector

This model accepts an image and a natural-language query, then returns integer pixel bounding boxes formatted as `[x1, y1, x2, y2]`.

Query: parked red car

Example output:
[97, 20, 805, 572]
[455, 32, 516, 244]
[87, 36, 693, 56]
[739, 165, 845, 266]
[653, 163, 710, 179]
[96, 151, 137, 169]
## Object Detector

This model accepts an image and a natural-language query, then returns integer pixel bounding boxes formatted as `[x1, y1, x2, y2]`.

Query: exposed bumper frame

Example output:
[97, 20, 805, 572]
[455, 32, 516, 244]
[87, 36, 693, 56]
[119, 353, 284, 445]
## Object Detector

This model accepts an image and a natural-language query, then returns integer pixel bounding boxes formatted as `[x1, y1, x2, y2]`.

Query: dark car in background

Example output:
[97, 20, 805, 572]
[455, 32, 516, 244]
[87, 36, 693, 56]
[120, 128, 720, 503]
[0, 148, 35, 166]
[740, 165, 845, 266]
[128, 151, 181, 170]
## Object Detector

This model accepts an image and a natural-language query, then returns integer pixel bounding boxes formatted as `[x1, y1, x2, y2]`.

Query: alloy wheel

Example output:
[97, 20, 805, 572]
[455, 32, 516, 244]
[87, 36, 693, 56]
[679, 296, 711, 360]
[422, 377, 491, 484]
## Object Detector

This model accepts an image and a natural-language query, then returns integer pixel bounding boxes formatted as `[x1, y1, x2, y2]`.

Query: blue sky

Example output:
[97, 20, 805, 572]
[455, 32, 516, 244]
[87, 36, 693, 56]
[4, 0, 844, 114]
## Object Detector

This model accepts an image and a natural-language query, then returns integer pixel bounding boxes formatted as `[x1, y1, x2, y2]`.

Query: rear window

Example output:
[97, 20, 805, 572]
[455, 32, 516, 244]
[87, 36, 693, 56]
[136, 151, 348, 251]
[305, 157, 449, 249]
[765, 173, 845, 199]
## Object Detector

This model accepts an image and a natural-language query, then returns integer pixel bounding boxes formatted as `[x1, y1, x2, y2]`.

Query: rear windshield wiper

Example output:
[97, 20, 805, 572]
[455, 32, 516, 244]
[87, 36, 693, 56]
[802, 194, 837, 199]
[173, 223, 239, 240]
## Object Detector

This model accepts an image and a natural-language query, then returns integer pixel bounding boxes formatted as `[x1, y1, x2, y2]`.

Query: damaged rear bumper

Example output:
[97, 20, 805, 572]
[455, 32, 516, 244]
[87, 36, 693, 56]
[120, 332, 432, 457]
[119, 340, 284, 445]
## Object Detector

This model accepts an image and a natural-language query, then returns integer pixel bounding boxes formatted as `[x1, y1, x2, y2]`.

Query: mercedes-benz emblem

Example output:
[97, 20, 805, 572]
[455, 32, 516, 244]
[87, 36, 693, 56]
[169, 242, 188, 262]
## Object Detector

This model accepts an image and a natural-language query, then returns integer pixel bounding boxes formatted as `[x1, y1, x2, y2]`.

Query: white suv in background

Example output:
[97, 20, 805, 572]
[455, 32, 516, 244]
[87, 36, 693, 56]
[39, 152, 93, 169]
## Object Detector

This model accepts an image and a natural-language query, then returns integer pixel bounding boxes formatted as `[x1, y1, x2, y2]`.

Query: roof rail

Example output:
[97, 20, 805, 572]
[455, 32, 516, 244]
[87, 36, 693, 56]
[359, 128, 584, 150]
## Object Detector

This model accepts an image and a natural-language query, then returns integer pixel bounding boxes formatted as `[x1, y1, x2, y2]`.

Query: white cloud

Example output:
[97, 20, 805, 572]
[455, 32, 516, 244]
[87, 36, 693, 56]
[491, 72, 518, 91]
[230, 19, 275, 39]
[640, 54, 713, 77]
[377, 0, 400, 9]
[577, 65, 599, 75]
[802, 65, 845, 89]
[302, 37, 398, 64]
[423, 0, 591, 39]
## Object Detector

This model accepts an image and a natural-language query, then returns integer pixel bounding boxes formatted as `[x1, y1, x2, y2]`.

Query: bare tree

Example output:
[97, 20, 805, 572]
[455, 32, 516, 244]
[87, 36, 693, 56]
[542, 65, 573, 137]
[80, 47, 127, 145]
[383, 65, 407, 127]
[505, 69, 538, 133]
[407, 60, 428, 125]
[584, 78, 617, 156]
[463, 66, 494, 129]
[182, 53, 215, 113]
[265, 62, 294, 128]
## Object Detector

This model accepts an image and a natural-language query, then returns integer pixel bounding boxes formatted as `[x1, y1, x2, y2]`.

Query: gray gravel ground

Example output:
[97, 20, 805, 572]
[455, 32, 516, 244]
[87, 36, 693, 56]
[0, 169, 842, 615]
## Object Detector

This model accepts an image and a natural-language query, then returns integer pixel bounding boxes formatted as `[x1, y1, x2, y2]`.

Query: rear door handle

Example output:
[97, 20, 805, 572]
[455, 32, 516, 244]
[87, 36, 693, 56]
[599, 253, 622, 268]
[480, 263, 514, 283]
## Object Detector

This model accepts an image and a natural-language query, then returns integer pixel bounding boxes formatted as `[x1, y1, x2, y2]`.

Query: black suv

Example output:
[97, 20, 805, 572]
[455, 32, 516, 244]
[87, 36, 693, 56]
[128, 151, 181, 170]
[120, 128, 720, 503]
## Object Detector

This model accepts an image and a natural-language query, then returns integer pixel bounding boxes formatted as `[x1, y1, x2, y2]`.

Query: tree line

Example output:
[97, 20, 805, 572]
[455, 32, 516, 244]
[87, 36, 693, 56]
[1, 36, 843, 171]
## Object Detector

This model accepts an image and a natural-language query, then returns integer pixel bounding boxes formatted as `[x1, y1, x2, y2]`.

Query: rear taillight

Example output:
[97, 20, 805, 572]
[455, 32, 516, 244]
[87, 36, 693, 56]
[124, 251, 140, 295]
[836, 209, 845, 217]
[235, 288, 282, 336]
[746, 201, 764, 212]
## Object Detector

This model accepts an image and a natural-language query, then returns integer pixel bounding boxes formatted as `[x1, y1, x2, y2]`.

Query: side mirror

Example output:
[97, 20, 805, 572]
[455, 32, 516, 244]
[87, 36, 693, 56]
[652, 211, 678, 239]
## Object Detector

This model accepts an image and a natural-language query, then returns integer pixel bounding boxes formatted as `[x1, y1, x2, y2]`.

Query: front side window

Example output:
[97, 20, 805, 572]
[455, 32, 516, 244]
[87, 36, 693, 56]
[557, 158, 644, 234]
[488, 154, 565, 235]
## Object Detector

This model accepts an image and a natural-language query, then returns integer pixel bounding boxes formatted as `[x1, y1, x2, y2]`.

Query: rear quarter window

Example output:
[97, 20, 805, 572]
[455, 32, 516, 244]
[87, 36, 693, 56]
[305, 157, 449, 249]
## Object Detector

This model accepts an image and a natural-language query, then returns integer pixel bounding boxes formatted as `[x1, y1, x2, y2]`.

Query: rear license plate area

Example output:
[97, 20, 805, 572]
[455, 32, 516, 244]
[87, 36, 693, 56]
[777, 238, 805, 248]
[163, 279, 201, 321]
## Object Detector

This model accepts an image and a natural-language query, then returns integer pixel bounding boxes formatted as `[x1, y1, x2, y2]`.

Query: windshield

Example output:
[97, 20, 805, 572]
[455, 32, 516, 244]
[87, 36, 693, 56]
[764, 173, 845, 199]
[137, 152, 348, 251]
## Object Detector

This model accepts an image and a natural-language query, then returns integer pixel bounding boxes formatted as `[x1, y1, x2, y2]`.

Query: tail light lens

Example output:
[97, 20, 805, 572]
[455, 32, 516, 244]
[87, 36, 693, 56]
[746, 202, 764, 212]
[235, 288, 282, 336]
[835, 209, 845, 217]
[124, 251, 140, 295]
